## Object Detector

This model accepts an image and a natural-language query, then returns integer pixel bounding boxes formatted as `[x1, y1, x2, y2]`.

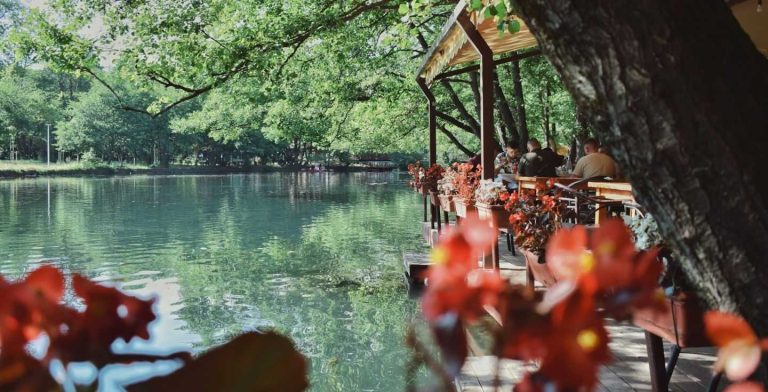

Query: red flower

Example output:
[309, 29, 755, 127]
[50, 275, 157, 365]
[423, 268, 504, 323]
[705, 311, 768, 382]
[724, 382, 765, 392]
[545, 220, 664, 317]
[424, 214, 505, 323]
[431, 214, 497, 271]
[499, 191, 510, 202]
[0, 266, 70, 355]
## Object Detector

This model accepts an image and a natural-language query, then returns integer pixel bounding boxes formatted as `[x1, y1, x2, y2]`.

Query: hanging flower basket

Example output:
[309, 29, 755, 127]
[453, 198, 476, 218]
[476, 202, 511, 229]
[632, 291, 710, 348]
[521, 249, 558, 289]
[438, 194, 455, 212]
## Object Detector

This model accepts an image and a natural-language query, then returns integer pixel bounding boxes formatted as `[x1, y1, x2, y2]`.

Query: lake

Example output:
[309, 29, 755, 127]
[0, 172, 428, 391]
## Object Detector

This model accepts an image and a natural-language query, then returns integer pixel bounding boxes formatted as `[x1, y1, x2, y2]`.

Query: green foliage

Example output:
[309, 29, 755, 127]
[3, 0, 582, 167]
[56, 82, 157, 161]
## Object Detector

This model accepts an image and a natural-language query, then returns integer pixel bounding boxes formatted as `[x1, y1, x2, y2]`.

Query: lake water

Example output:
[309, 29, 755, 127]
[0, 173, 428, 391]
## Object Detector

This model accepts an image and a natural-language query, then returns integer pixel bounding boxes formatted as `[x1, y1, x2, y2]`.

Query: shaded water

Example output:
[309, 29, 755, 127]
[0, 173, 428, 391]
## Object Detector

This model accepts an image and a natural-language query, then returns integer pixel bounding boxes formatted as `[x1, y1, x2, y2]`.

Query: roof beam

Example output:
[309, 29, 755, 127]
[431, 49, 542, 82]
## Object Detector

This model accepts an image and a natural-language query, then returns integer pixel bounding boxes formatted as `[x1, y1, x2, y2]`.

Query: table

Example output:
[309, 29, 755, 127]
[514, 176, 581, 194]
[587, 181, 635, 225]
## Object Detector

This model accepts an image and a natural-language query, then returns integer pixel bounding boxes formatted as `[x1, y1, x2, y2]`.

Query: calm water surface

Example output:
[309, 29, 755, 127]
[0, 172, 428, 391]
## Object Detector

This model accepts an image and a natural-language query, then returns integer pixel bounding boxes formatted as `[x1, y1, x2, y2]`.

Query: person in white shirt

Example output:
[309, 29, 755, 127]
[572, 138, 619, 178]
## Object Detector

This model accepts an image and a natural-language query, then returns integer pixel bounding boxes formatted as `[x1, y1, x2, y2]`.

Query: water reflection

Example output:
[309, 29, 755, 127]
[0, 173, 427, 391]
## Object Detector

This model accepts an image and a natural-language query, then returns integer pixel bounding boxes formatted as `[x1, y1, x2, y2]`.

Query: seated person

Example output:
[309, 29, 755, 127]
[517, 138, 562, 177]
[572, 138, 619, 179]
[494, 141, 521, 189]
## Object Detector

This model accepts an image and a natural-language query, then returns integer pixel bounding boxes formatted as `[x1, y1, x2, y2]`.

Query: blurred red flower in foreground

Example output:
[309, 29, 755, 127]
[421, 217, 668, 390]
[0, 266, 308, 391]
[705, 311, 768, 388]
[545, 219, 665, 316]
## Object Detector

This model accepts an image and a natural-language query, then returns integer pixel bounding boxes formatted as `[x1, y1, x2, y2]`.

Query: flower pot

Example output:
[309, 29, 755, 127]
[453, 198, 475, 218]
[438, 194, 455, 212]
[475, 202, 511, 229]
[632, 291, 710, 348]
[521, 249, 558, 289]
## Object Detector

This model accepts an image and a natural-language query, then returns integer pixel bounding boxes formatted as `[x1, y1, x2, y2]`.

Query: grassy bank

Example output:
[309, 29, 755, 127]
[0, 161, 397, 179]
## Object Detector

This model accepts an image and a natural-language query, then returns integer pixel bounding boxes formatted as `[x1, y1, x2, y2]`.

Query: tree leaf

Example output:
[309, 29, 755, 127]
[470, 0, 483, 11]
[495, 2, 508, 18]
[398, 4, 409, 15]
[126, 332, 308, 392]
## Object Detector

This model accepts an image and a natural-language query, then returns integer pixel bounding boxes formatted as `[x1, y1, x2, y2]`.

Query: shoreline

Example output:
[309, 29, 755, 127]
[0, 165, 397, 180]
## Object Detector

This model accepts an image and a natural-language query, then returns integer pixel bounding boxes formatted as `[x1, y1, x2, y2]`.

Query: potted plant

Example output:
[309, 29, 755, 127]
[437, 164, 458, 212]
[421, 164, 445, 198]
[453, 163, 480, 218]
[474, 179, 511, 228]
[406, 161, 424, 192]
[504, 188, 572, 288]
[629, 213, 710, 348]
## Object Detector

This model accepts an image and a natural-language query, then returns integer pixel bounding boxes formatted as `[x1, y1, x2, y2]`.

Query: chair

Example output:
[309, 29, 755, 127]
[553, 178, 624, 225]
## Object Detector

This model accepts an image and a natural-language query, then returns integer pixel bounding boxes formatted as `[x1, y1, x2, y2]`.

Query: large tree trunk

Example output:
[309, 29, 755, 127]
[494, 71, 521, 144]
[511, 60, 530, 150]
[517, 0, 768, 334]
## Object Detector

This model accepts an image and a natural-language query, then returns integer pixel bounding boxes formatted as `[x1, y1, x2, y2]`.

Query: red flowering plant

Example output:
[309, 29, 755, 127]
[454, 163, 481, 203]
[704, 311, 768, 391]
[504, 185, 573, 255]
[0, 266, 308, 391]
[406, 161, 424, 189]
[421, 163, 445, 193]
[411, 217, 667, 391]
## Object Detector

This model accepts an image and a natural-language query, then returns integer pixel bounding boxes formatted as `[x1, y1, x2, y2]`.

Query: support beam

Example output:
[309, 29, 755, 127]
[457, 12, 494, 181]
[417, 77, 437, 166]
[431, 49, 542, 82]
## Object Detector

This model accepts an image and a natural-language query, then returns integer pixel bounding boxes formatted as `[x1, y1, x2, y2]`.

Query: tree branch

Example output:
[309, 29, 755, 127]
[438, 123, 474, 157]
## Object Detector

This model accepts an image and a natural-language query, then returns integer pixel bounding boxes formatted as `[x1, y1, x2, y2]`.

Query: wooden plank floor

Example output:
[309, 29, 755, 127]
[456, 234, 724, 392]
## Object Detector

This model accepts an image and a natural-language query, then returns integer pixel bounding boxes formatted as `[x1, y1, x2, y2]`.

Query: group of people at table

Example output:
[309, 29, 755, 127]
[477, 137, 620, 189]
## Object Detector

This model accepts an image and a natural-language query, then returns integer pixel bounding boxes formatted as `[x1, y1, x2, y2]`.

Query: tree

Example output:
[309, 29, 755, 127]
[0, 0, 21, 65]
[0, 73, 58, 159]
[56, 83, 162, 164]
[515, 0, 768, 335]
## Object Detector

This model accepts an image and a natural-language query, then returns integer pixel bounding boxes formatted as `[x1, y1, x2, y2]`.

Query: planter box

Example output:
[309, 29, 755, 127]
[521, 249, 558, 289]
[453, 198, 476, 218]
[438, 194, 455, 212]
[476, 202, 511, 229]
[633, 292, 710, 348]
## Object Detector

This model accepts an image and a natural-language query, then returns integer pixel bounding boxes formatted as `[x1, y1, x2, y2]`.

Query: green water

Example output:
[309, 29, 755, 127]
[0, 173, 428, 391]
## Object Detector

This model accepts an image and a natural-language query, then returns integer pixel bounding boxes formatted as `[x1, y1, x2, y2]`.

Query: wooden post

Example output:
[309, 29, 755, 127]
[458, 11, 497, 269]
[417, 78, 437, 166]
[457, 12, 494, 181]
[417, 77, 438, 228]
[644, 331, 668, 392]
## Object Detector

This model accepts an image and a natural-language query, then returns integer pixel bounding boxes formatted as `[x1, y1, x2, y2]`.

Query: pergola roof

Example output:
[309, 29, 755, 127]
[732, 1, 768, 57]
[416, 1, 537, 84]
[418, 0, 767, 85]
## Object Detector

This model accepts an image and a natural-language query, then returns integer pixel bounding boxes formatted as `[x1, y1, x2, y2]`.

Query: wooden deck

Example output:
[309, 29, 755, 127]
[456, 239, 723, 392]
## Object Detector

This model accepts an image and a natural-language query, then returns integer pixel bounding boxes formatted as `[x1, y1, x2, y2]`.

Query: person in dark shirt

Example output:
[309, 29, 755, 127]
[518, 138, 563, 177]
